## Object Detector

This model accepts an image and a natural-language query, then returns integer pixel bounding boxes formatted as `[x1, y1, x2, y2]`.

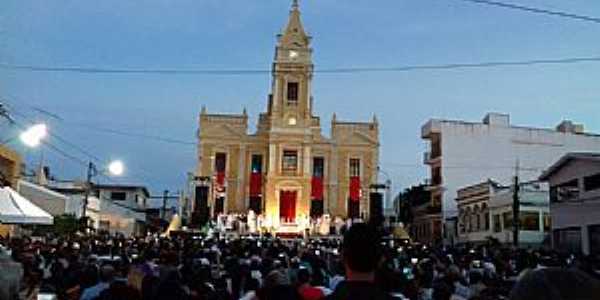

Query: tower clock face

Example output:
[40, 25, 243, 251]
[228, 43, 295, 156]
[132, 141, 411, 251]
[289, 50, 299, 59]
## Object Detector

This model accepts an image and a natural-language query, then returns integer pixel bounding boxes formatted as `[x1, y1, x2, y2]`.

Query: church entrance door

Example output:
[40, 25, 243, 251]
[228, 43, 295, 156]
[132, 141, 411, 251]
[279, 190, 297, 223]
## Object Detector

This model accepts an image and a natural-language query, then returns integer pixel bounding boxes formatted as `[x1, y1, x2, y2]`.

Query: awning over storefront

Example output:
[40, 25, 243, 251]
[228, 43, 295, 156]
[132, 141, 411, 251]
[0, 186, 54, 225]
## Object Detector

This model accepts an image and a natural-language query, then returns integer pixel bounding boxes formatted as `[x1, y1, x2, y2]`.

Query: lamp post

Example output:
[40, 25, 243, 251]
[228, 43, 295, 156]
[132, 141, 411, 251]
[19, 123, 47, 148]
[376, 166, 393, 218]
[81, 160, 124, 222]
[19, 124, 48, 184]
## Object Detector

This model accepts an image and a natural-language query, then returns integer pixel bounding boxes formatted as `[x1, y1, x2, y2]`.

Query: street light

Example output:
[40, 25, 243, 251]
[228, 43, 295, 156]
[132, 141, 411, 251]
[107, 160, 124, 176]
[81, 160, 125, 221]
[376, 166, 393, 217]
[19, 123, 47, 147]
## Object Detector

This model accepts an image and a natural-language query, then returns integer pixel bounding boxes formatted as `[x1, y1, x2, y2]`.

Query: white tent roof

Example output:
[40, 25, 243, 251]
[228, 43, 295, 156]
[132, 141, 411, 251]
[0, 186, 54, 225]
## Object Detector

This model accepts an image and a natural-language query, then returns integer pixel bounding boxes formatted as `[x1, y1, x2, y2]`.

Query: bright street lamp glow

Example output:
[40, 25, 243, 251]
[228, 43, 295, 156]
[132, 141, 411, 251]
[107, 160, 124, 176]
[19, 123, 47, 147]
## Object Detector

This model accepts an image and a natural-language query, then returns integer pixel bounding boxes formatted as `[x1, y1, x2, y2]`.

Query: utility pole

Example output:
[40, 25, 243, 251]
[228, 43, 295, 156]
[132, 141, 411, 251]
[162, 189, 169, 220]
[512, 161, 520, 248]
[82, 161, 97, 221]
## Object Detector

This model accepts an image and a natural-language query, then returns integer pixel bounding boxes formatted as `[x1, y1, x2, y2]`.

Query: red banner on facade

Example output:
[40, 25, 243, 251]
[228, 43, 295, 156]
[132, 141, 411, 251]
[349, 176, 360, 202]
[311, 177, 324, 200]
[216, 171, 226, 192]
[249, 172, 262, 197]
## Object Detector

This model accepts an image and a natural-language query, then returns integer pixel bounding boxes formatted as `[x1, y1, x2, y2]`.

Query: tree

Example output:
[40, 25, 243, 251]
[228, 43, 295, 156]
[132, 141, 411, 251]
[54, 214, 80, 235]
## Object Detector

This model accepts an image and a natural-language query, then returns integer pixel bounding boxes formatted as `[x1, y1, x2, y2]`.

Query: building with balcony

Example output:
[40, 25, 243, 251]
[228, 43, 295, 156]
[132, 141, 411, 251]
[421, 112, 600, 244]
[540, 152, 600, 255]
[196, 2, 379, 230]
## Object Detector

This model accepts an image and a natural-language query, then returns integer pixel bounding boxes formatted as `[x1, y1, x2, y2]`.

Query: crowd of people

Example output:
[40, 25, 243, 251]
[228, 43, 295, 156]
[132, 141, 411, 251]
[1, 221, 599, 300]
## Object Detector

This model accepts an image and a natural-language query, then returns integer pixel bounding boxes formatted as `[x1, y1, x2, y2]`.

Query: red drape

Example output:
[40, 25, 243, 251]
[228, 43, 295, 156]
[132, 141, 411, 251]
[279, 190, 297, 223]
[349, 176, 361, 202]
[311, 177, 324, 200]
[249, 173, 262, 197]
[216, 171, 226, 192]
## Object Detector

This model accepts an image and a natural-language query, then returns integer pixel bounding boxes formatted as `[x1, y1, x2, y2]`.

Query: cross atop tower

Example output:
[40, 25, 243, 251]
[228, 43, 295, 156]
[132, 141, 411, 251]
[279, 0, 310, 48]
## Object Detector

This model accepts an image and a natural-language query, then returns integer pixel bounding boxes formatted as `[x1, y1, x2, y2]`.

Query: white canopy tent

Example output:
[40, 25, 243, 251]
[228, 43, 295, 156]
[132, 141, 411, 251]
[0, 186, 53, 225]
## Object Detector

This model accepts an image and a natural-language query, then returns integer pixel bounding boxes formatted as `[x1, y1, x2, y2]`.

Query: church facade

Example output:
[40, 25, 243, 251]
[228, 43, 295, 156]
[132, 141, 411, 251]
[196, 2, 379, 227]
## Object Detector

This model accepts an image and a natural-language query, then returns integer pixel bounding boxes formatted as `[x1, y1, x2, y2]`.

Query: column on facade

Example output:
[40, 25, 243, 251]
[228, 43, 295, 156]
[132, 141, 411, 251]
[237, 145, 247, 212]
[302, 145, 311, 219]
[268, 144, 276, 175]
[329, 149, 338, 215]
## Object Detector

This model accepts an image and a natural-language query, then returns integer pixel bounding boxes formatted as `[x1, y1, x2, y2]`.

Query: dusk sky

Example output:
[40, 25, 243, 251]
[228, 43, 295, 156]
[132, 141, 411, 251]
[1, 0, 600, 195]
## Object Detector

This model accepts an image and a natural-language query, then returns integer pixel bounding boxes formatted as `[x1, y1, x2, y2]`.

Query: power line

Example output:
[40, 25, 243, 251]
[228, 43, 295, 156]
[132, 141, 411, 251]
[3, 98, 196, 146]
[5, 101, 172, 185]
[2, 100, 102, 162]
[44, 141, 89, 167]
[458, 0, 600, 24]
[5, 99, 547, 176]
[2, 55, 600, 75]
[10, 119, 88, 167]
[70, 122, 196, 146]
[3, 97, 186, 187]
[7, 112, 122, 184]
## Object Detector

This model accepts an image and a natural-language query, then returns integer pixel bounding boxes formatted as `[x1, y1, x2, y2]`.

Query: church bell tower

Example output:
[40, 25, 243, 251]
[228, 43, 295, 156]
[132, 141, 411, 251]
[269, 0, 314, 129]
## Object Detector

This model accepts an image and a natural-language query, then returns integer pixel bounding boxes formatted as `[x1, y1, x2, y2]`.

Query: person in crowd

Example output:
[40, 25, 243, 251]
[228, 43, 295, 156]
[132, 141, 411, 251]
[257, 269, 300, 300]
[0, 245, 23, 300]
[328, 260, 345, 292]
[509, 267, 600, 300]
[468, 270, 486, 299]
[327, 223, 390, 300]
[297, 267, 325, 300]
[80, 265, 115, 300]
[3, 213, 600, 300]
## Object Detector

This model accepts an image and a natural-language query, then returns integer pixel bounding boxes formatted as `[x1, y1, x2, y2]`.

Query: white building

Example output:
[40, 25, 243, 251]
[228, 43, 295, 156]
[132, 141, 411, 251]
[539, 153, 600, 255]
[50, 182, 149, 236]
[89, 184, 149, 236]
[457, 180, 550, 246]
[421, 113, 600, 244]
[488, 182, 550, 247]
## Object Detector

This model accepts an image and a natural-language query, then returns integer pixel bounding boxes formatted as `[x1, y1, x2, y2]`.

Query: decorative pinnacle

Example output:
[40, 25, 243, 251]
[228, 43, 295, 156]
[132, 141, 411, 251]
[292, 0, 299, 10]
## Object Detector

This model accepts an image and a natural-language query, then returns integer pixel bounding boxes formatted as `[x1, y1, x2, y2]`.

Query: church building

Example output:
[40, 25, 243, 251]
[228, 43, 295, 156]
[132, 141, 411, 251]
[196, 1, 380, 228]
